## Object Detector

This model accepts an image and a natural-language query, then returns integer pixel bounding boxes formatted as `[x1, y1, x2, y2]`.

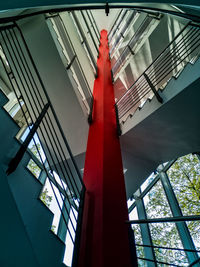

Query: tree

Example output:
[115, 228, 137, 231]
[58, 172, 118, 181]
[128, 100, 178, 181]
[130, 153, 200, 266]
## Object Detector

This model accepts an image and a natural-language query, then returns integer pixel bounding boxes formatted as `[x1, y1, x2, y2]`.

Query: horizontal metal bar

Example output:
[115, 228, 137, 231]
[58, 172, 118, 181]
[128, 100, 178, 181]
[127, 215, 200, 224]
[116, 22, 190, 105]
[136, 243, 200, 253]
[137, 256, 182, 267]
[66, 54, 76, 70]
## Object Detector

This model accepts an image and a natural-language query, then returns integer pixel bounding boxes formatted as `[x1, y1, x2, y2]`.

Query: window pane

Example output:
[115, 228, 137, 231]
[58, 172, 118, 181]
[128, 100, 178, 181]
[167, 154, 200, 216]
[130, 208, 146, 267]
[27, 159, 41, 178]
[186, 221, 200, 252]
[149, 222, 188, 266]
[144, 180, 172, 219]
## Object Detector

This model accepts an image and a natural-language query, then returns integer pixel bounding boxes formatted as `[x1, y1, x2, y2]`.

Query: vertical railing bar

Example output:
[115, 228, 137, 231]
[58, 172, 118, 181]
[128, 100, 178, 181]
[0, 33, 46, 174]
[89, 10, 100, 38]
[14, 23, 85, 189]
[146, 26, 198, 79]
[0, 30, 76, 244]
[10, 26, 81, 201]
[110, 11, 137, 56]
[118, 84, 151, 118]
[152, 34, 200, 87]
[86, 10, 100, 44]
[80, 10, 99, 54]
[113, 16, 153, 76]
[44, 110, 81, 198]
[57, 14, 92, 97]
[143, 73, 163, 103]
[148, 27, 200, 84]
[11, 26, 82, 198]
[119, 87, 152, 119]
[35, 121, 78, 231]
[108, 9, 123, 38]
[116, 22, 191, 105]
[70, 12, 98, 78]
[3, 27, 78, 231]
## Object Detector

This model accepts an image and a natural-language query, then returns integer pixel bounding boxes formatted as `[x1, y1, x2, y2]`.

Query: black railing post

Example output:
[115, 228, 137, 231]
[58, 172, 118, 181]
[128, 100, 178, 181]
[6, 103, 50, 175]
[143, 72, 163, 103]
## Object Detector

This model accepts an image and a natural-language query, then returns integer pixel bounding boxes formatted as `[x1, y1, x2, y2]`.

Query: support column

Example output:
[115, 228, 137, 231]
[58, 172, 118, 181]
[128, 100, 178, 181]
[78, 30, 134, 267]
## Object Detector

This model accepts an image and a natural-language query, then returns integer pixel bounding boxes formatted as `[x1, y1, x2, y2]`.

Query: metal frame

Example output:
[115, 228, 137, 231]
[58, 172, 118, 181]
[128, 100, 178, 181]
[128, 155, 200, 266]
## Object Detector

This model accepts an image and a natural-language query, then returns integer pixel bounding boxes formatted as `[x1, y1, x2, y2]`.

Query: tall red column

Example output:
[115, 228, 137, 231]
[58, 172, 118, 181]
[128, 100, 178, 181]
[78, 30, 132, 267]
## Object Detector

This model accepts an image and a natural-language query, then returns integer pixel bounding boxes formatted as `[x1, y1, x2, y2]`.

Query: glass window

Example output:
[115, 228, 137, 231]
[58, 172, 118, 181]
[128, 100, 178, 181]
[27, 159, 41, 178]
[149, 222, 188, 266]
[167, 153, 200, 216]
[130, 208, 147, 267]
[144, 180, 172, 219]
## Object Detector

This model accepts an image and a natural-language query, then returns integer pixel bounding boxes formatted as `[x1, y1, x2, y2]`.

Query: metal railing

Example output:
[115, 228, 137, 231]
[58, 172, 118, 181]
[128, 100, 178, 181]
[71, 11, 98, 78]
[87, 10, 100, 41]
[112, 15, 155, 77]
[116, 22, 200, 120]
[47, 14, 93, 112]
[109, 10, 137, 57]
[108, 9, 128, 43]
[0, 23, 85, 260]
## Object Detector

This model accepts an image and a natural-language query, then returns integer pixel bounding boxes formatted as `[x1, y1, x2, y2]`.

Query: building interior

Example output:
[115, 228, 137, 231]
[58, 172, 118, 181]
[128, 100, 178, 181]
[0, 1, 200, 267]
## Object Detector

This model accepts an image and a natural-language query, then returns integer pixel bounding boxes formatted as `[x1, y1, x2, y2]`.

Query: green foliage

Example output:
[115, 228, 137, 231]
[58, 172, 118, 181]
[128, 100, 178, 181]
[167, 154, 200, 251]
[167, 154, 200, 216]
[27, 143, 42, 178]
[131, 153, 200, 266]
[40, 188, 53, 207]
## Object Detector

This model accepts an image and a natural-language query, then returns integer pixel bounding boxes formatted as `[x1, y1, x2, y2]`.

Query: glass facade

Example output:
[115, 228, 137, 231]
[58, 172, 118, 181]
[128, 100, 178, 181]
[128, 154, 200, 266]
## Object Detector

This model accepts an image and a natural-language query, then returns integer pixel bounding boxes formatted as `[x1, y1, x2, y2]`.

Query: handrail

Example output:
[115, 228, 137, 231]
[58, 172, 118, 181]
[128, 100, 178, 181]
[127, 214, 200, 224]
[136, 243, 200, 253]
[115, 22, 200, 120]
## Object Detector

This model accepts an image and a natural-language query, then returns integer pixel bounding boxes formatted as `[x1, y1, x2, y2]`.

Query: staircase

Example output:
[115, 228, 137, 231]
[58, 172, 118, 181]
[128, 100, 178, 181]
[0, 79, 66, 266]
[120, 55, 200, 198]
